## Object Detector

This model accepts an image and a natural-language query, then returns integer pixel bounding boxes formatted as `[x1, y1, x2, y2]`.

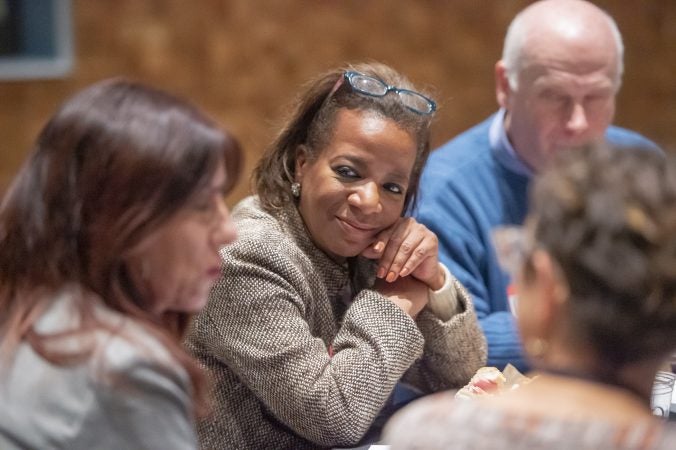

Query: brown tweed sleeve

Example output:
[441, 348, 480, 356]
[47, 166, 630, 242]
[403, 277, 487, 392]
[192, 233, 427, 446]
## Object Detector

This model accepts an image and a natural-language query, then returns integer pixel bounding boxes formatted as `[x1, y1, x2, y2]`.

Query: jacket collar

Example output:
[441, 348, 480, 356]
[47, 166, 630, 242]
[276, 199, 377, 297]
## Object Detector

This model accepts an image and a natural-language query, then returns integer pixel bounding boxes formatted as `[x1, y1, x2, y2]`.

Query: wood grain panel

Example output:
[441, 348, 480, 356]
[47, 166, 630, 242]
[1, 0, 674, 204]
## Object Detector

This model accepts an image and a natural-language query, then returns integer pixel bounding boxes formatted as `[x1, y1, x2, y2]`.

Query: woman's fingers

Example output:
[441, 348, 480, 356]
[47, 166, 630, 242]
[374, 218, 410, 279]
[366, 218, 442, 289]
[376, 218, 439, 284]
[382, 230, 425, 282]
[398, 233, 436, 277]
[360, 239, 386, 260]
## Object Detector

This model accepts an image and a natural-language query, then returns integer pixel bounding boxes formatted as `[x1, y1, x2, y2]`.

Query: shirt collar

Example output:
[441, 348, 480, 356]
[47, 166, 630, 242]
[489, 108, 534, 178]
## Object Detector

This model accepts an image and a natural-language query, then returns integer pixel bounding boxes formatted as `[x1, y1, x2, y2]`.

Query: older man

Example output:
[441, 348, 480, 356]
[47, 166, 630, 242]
[416, 0, 656, 371]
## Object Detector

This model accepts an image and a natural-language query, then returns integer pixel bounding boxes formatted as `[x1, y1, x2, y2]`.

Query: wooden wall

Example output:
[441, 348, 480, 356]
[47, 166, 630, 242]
[1, 0, 674, 205]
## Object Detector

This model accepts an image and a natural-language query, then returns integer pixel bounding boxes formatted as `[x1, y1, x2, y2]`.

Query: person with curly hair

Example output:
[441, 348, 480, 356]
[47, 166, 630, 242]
[385, 144, 676, 449]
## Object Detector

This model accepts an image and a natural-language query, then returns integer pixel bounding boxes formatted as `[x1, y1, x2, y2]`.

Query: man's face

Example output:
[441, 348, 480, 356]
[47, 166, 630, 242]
[497, 38, 619, 172]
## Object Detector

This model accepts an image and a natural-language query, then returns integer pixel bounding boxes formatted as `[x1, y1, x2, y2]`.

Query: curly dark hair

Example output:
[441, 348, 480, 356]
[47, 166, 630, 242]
[252, 61, 435, 213]
[529, 144, 676, 367]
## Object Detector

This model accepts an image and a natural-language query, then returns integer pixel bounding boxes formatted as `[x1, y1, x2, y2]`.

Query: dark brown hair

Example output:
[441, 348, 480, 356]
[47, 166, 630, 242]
[0, 78, 241, 415]
[529, 144, 676, 367]
[253, 61, 435, 213]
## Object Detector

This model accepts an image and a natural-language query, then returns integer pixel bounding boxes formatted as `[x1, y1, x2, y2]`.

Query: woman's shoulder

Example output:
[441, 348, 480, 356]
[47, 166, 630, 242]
[226, 196, 317, 269]
[221, 196, 355, 301]
[0, 288, 192, 449]
[231, 196, 283, 236]
[229, 196, 296, 252]
[93, 317, 182, 379]
[385, 393, 670, 450]
[33, 287, 186, 381]
[79, 301, 195, 448]
[384, 390, 458, 429]
[73, 295, 194, 437]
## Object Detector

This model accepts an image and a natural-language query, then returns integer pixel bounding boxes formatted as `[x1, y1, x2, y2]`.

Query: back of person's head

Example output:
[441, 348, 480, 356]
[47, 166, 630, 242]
[0, 79, 240, 362]
[253, 61, 435, 212]
[501, 0, 624, 90]
[529, 145, 676, 368]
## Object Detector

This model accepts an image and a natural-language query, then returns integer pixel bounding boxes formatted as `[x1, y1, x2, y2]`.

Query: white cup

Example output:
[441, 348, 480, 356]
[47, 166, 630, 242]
[651, 371, 675, 420]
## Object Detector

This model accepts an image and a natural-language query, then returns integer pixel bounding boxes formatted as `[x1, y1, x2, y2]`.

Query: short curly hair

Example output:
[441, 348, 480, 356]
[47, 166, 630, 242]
[252, 61, 434, 213]
[529, 144, 676, 367]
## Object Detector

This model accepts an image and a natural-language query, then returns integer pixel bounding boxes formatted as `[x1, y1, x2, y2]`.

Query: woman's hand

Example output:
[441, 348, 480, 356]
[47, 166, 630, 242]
[362, 217, 445, 291]
[374, 276, 429, 319]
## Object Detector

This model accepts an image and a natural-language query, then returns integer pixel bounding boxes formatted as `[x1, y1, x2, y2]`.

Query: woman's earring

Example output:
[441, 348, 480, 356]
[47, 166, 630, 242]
[291, 182, 301, 198]
[525, 337, 548, 358]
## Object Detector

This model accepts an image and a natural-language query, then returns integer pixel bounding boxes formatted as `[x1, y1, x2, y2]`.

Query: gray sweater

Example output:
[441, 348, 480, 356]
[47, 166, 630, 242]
[186, 196, 486, 449]
[0, 288, 197, 450]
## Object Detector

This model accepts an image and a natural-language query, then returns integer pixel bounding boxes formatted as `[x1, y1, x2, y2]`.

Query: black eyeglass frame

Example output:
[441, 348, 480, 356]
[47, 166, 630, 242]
[343, 71, 437, 115]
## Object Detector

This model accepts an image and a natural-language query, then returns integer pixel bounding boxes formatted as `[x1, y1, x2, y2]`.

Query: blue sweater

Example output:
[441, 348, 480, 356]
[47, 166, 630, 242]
[415, 113, 657, 371]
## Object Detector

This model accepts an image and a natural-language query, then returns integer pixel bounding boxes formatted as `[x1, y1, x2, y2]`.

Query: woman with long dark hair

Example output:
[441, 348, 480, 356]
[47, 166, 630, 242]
[0, 79, 241, 449]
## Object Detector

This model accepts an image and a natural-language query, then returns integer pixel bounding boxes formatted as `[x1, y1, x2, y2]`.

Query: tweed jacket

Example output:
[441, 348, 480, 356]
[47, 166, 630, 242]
[186, 196, 486, 449]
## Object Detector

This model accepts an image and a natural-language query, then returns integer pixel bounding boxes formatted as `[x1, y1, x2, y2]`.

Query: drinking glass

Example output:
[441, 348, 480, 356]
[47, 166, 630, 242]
[651, 371, 675, 420]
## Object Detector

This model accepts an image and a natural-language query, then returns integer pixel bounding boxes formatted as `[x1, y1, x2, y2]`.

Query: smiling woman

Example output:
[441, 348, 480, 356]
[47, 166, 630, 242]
[294, 108, 417, 261]
[185, 61, 486, 449]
